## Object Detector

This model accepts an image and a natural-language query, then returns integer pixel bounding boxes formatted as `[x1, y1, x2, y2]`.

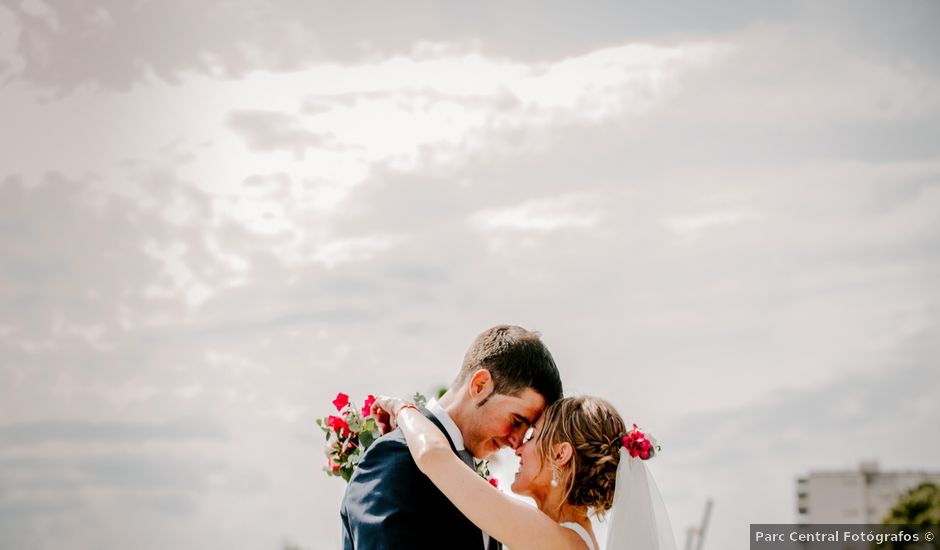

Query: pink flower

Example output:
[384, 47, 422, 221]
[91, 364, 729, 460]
[362, 395, 376, 417]
[621, 425, 657, 460]
[333, 392, 350, 411]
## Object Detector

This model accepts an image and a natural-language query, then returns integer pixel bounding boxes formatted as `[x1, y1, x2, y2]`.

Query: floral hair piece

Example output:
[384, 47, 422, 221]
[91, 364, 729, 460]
[618, 424, 661, 460]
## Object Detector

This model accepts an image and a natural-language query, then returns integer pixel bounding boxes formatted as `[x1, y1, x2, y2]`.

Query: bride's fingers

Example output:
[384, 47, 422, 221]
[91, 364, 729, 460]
[372, 395, 395, 413]
[368, 402, 393, 434]
[367, 395, 404, 433]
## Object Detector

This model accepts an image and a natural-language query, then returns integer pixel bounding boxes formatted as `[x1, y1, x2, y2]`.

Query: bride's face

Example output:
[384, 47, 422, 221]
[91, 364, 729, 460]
[511, 418, 552, 498]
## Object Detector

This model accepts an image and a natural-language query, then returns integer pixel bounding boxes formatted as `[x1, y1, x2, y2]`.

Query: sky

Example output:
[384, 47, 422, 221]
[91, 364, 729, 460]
[1, 1, 939, 549]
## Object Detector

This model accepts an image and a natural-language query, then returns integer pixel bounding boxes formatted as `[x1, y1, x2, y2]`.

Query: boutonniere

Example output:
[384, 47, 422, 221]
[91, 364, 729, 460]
[475, 459, 499, 488]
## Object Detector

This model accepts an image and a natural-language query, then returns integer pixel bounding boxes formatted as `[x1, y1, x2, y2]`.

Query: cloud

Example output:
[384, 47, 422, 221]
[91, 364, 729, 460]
[0, 0, 778, 95]
[472, 193, 602, 232]
[225, 110, 334, 158]
[663, 209, 764, 241]
[310, 234, 406, 269]
[1, 5, 939, 549]
[0, 418, 227, 447]
[659, 327, 940, 549]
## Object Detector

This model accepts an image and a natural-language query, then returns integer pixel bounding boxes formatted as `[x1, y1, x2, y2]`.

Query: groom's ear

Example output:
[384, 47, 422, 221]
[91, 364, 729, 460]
[468, 369, 495, 403]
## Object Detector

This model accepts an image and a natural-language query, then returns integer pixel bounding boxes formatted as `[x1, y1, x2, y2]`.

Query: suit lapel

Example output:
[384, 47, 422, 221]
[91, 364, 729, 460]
[419, 407, 475, 471]
[418, 406, 491, 550]
[419, 406, 461, 454]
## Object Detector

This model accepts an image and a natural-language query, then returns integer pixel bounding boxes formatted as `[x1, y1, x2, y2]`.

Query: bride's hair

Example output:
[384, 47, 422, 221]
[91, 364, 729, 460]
[536, 396, 626, 516]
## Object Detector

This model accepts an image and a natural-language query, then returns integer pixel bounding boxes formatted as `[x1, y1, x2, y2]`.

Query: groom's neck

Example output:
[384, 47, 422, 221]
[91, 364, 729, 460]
[436, 389, 469, 430]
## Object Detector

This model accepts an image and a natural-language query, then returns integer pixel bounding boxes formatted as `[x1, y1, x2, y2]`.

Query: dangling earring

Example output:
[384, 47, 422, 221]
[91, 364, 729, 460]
[550, 464, 559, 488]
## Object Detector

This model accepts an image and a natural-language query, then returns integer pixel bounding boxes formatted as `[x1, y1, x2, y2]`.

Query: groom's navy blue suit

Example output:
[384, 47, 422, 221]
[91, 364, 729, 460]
[341, 407, 501, 550]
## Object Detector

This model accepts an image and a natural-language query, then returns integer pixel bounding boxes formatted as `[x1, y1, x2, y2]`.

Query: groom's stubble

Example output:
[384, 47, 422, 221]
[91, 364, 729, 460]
[440, 370, 546, 459]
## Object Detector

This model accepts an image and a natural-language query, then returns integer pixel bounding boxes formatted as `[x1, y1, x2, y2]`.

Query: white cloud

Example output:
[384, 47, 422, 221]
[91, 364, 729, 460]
[662, 27, 940, 126]
[311, 234, 406, 269]
[663, 209, 763, 240]
[18, 0, 59, 31]
[2, 10, 939, 550]
[471, 193, 602, 232]
[0, 5, 24, 77]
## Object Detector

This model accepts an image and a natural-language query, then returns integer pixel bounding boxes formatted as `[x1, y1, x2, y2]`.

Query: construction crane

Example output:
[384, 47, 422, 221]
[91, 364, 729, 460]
[683, 499, 713, 550]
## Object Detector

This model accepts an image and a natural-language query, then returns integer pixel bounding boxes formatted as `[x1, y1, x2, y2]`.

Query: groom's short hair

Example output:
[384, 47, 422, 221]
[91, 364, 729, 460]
[455, 325, 563, 405]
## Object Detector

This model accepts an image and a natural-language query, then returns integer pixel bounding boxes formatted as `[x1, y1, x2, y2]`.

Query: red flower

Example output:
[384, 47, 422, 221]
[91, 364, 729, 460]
[328, 458, 341, 472]
[362, 394, 376, 417]
[488, 477, 499, 488]
[333, 392, 350, 411]
[621, 425, 656, 460]
[327, 415, 350, 436]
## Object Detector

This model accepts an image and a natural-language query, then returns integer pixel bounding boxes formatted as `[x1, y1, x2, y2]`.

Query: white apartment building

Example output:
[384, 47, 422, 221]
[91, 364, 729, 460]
[797, 461, 940, 524]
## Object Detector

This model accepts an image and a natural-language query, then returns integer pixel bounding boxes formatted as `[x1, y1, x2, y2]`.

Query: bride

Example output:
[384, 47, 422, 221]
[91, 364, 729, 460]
[372, 395, 676, 550]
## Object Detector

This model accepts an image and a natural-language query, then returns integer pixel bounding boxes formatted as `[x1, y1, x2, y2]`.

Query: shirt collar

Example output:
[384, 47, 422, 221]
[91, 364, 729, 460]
[426, 398, 465, 452]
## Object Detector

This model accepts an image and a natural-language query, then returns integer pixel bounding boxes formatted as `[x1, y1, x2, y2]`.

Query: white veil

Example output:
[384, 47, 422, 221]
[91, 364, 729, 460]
[604, 448, 677, 550]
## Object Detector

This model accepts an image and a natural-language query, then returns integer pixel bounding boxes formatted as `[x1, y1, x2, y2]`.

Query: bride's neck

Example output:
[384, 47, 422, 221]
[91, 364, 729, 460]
[537, 496, 587, 524]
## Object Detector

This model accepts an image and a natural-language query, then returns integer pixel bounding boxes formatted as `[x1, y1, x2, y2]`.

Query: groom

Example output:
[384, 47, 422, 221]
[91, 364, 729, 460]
[341, 325, 563, 550]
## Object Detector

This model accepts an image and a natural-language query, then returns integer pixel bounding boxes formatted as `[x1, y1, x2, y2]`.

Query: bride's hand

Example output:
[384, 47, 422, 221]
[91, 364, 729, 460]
[370, 395, 411, 433]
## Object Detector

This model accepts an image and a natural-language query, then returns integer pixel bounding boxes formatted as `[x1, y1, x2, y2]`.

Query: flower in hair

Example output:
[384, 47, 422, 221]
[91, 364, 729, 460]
[620, 424, 660, 460]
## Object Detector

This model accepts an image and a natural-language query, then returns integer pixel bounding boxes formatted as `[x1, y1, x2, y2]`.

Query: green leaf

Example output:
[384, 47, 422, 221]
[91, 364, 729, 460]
[359, 430, 375, 450]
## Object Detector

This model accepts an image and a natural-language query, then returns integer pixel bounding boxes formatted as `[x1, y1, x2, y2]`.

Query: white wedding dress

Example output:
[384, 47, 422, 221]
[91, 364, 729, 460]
[561, 522, 596, 550]
[546, 451, 677, 550]
[552, 452, 679, 550]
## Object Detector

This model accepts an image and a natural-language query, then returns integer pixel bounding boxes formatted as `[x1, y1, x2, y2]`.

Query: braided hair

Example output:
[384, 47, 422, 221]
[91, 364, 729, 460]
[536, 396, 627, 516]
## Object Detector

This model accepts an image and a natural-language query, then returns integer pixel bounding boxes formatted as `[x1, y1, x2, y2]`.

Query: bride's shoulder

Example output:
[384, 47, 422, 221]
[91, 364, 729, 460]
[559, 521, 597, 550]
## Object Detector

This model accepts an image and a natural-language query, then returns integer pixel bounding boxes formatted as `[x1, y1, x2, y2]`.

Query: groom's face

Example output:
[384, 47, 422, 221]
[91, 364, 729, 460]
[463, 387, 545, 459]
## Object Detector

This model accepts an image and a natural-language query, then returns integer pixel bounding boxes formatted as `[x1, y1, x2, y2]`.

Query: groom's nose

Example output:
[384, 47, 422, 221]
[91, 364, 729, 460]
[506, 427, 525, 450]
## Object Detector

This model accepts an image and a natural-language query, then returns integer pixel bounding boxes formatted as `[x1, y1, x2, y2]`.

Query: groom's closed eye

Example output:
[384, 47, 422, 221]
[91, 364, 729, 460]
[511, 414, 530, 428]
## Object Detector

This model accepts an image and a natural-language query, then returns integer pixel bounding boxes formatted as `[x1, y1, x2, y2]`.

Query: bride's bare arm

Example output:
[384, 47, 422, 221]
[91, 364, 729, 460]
[394, 405, 588, 550]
